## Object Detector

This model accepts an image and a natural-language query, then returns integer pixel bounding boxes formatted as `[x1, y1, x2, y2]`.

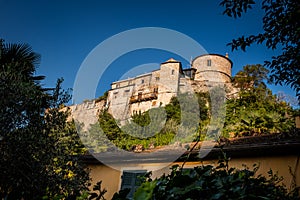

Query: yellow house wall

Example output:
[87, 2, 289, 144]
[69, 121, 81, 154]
[88, 155, 300, 199]
[174, 155, 300, 189]
[88, 164, 121, 200]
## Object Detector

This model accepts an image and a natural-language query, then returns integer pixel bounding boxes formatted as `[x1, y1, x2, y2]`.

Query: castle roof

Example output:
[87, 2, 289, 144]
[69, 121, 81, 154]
[192, 53, 233, 68]
[166, 58, 178, 62]
[161, 58, 181, 64]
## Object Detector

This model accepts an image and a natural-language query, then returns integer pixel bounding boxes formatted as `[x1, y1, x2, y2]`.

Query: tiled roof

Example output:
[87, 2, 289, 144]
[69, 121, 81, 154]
[81, 133, 300, 164]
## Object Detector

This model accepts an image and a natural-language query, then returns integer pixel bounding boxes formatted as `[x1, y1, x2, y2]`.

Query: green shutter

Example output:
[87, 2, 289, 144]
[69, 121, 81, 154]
[121, 170, 146, 199]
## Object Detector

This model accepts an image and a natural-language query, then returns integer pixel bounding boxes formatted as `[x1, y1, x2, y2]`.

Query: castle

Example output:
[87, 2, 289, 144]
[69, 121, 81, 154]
[69, 53, 237, 127]
[107, 53, 235, 121]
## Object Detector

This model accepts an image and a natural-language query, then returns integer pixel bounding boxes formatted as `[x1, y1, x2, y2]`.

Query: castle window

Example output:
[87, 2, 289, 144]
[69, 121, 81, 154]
[138, 92, 142, 100]
[116, 83, 120, 88]
[171, 69, 175, 75]
[207, 59, 211, 66]
[155, 77, 160, 81]
[141, 79, 144, 84]
[124, 89, 130, 96]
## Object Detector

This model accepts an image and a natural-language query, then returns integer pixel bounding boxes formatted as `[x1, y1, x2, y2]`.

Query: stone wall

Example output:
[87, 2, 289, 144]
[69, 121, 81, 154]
[107, 59, 183, 122]
[68, 100, 105, 131]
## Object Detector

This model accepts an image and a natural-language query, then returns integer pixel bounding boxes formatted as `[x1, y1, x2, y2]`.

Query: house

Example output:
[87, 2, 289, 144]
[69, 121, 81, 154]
[83, 135, 300, 199]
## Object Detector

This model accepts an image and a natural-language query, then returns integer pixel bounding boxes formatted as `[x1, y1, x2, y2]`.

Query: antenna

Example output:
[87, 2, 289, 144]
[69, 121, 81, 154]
[190, 56, 193, 68]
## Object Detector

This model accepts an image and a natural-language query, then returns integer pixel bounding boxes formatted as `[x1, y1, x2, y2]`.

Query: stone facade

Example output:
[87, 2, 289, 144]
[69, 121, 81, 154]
[106, 54, 237, 122]
[67, 100, 106, 131]
[192, 54, 232, 83]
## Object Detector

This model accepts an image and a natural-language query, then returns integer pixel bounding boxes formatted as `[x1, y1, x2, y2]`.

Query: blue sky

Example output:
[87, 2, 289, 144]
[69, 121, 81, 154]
[0, 0, 297, 106]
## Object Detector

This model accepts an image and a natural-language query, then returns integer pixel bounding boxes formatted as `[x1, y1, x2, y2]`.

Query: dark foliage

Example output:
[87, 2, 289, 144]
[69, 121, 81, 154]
[0, 39, 90, 199]
[220, 0, 300, 102]
[126, 156, 299, 200]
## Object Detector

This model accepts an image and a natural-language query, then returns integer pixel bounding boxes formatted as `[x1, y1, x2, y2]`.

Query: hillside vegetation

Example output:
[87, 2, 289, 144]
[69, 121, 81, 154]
[83, 64, 297, 153]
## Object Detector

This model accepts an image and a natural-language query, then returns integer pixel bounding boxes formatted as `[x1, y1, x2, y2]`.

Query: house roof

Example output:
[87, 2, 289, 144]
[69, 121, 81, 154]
[81, 134, 300, 165]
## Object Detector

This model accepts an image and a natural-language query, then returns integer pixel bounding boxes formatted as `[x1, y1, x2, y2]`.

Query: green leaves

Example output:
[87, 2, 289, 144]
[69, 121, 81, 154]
[220, 0, 300, 102]
[124, 159, 298, 200]
[96, 92, 210, 151]
[134, 181, 157, 200]
[0, 39, 90, 199]
[223, 64, 295, 137]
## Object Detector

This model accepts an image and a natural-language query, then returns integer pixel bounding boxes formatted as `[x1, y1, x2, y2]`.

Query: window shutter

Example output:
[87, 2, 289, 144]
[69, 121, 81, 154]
[121, 170, 146, 199]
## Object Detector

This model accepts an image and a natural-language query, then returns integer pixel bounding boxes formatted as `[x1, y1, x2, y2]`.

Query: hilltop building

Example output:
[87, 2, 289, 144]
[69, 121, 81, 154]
[68, 53, 238, 128]
[107, 53, 236, 121]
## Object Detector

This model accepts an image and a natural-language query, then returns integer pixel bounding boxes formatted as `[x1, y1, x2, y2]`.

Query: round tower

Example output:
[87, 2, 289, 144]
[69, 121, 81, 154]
[191, 54, 232, 83]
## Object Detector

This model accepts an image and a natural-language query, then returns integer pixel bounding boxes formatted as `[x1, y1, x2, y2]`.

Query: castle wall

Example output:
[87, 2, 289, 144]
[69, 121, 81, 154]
[93, 54, 234, 123]
[107, 59, 183, 120]
[108, 84, 135, 121]
[68, 100, 105, 131]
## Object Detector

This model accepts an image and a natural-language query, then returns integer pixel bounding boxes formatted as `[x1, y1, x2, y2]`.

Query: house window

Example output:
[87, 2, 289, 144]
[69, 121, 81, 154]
[120, 170, 147, 199]
[141, 79, 144, 84]
[207, 59, 211, 66]
[155, 77, 160, 81]
[171, 69, 175, 75]
[153, 87, 158, 93]
[116, 83, 120, 88]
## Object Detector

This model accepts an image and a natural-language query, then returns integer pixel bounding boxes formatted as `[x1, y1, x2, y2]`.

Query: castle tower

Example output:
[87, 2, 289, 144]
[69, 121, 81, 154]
[191, 54, 232, 83]
[159, 58, 182, 94]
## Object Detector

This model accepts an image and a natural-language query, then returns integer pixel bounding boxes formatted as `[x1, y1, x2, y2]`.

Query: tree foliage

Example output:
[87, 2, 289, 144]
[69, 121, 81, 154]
[220, 0, 300, 102]
[94, 92, 210, 151]
[127, 157, 299, 200]
[223, 64, 295, 137]
[233, 64, 269, 90]
[0, 39, 90, 199]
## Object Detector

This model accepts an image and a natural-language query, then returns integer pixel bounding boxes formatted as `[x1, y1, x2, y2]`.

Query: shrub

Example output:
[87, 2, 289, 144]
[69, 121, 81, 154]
[115, 156, 299, 200]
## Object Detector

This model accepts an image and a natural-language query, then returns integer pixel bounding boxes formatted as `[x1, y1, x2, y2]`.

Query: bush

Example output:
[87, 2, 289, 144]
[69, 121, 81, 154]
[115, 156, 299, 200]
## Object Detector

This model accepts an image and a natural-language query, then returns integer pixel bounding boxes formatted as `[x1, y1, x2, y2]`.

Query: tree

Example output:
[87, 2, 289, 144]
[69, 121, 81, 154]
[220, 0, 300, 102]
[223, 65, 294, 137]
[98, 110, 123, 141]
[0, 39, 89, 199]
[233, 64, 269, 91]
